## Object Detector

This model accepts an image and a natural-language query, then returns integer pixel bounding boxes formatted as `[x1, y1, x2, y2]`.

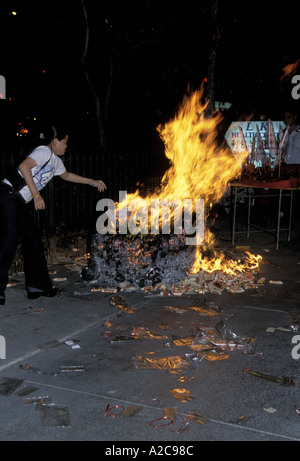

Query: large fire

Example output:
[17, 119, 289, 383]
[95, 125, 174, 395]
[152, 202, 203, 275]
[115, 85, 262, 277]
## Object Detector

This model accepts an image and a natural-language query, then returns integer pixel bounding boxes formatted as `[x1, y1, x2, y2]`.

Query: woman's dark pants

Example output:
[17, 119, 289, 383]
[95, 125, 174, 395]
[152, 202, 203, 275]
[0, 184, 52, 296]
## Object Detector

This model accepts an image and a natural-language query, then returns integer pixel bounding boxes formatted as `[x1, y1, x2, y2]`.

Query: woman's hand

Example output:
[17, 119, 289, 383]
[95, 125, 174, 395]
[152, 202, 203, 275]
[60, 172, 107, 193]
[92, 179, 107, 192]
[33, 194, 45, 210]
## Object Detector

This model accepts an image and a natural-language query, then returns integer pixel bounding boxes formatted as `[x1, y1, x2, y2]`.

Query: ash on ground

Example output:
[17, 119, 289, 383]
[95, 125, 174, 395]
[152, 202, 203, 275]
[82, 232, 261, 296]
[82, 233, 196, 289]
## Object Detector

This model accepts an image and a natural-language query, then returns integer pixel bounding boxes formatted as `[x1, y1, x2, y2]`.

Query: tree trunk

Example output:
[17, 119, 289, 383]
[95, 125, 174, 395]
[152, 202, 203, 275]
[81, 0, 107, 153]
[207, 0, 219, 114]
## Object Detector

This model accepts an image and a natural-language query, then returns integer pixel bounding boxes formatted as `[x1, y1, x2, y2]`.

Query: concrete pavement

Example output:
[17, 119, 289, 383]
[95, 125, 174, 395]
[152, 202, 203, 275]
[0, 216, 300, 443]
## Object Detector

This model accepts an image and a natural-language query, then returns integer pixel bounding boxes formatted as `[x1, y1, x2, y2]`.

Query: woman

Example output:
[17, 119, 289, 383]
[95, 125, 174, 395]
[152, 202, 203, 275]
[0, 124, 106, 305]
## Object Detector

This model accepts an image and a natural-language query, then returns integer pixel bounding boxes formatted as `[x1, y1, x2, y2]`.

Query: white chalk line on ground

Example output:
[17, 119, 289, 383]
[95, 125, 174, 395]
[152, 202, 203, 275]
[222, 303, 289, 314]
[20, 379, 300, 441]
[0, 298, 145, 373]
[0, 300, 298, 440]
[0, 313, 117, 373]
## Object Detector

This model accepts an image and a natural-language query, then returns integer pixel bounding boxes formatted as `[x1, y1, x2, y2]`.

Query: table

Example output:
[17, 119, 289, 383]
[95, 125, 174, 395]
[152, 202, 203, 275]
[230, 180, 299, 250]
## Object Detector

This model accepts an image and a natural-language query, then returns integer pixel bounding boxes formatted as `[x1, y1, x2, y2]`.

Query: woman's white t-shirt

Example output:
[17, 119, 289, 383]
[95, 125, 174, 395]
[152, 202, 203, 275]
[11, 146, 66, 203]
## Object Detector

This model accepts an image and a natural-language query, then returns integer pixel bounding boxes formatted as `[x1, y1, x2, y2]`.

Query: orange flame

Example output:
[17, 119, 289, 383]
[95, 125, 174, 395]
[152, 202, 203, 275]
[117, 85, 261, 274]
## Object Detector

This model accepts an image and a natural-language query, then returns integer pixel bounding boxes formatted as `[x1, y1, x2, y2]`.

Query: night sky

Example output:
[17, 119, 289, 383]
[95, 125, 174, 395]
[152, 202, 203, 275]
[0, 0, 299, 155]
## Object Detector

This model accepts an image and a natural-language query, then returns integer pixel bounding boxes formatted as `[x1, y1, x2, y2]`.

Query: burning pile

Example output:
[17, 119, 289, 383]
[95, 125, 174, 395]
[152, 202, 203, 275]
[84, 86, 262, 294]
[84, 232, 262, 295]
[85, 233, 192, 290]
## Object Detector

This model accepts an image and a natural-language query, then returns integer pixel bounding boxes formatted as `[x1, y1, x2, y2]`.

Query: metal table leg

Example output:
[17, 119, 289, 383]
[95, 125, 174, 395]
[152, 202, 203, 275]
[230, 185, 295, 250]
[276, 189, 282, 250]
[247, 190, 251, 238]
[231, 186, 237, 246]
[288, 190, 293, 242]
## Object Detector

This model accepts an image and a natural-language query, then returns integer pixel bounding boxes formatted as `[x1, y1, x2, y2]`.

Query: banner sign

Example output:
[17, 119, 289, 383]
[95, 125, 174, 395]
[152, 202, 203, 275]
[225, 120, 286, 167]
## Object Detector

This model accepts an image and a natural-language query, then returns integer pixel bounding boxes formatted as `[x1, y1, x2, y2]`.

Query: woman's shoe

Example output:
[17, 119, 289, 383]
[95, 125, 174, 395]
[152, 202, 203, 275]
[27, 286, 57, 300]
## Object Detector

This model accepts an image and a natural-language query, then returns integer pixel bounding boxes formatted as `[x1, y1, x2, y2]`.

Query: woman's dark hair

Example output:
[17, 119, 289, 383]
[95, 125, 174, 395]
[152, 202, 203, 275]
[39, 123, 68, 145]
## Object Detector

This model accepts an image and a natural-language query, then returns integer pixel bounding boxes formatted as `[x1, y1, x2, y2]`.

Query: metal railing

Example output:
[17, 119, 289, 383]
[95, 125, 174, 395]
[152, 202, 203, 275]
[0, 142, 151, 236]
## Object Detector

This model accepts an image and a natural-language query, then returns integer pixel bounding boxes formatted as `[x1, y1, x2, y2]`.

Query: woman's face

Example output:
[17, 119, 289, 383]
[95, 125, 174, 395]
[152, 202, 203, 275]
[52, 135, 68, 156]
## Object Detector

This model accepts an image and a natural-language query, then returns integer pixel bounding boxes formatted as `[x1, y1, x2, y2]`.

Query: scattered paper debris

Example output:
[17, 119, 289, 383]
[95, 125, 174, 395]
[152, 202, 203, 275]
[133, 355, 191, 374]
[59, 365, 85, 373]
[198, 348, 230, 361]
[185, 412, 208, 425]
[39, 340, 61, 349]
[65, 340, 81, 349]
[131, 327, 168, 340]
[40, 403, 71, 427]
[19, 364, 42, 374]
[294, 405, 300, 415]
[281, 376, 296, 387]
[188, 304, 221, 316]
[24, 396, 52, 406]
[244, 369, 296, 387]
[149, 409, 176, 428]
[178, 376, 194, 383]
[15, 386, 39, 397]
[236, 414, 252, 423]
[104, 404, 124, 417]
[264, 407, 277, 413]
[108, 296, 137, 314]
[266, 327, 291, 333]
[257, 277, 266, 284]
[170, 388, 193, 402]
[121, 405, 142, 417]
[163, 407, 177, 420]
[0, 378, 24, 396]
[165, 306, 186, 314]
[102, 288, 118, 293]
